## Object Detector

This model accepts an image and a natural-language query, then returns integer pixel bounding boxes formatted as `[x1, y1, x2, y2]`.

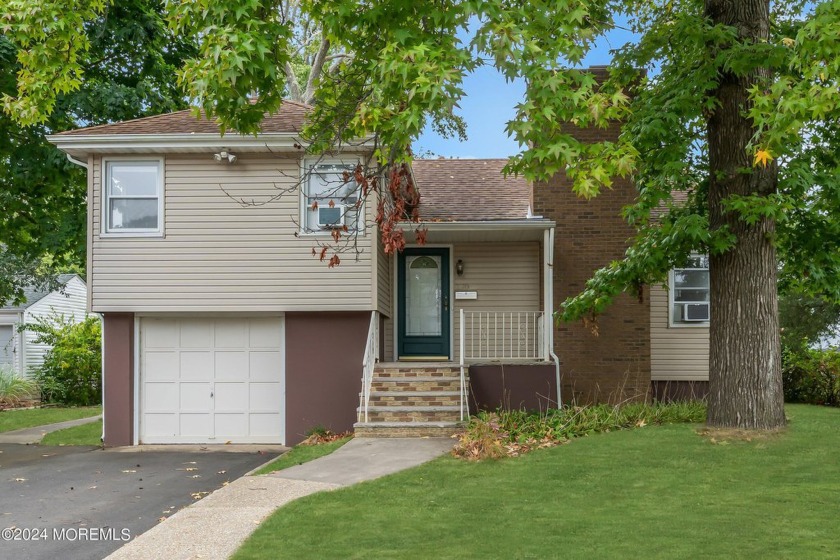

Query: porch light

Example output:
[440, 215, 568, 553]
[456, 259, 464, 276]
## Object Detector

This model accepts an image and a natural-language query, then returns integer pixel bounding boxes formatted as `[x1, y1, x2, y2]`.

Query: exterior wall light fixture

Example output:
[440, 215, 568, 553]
[214, 150, 237, 164]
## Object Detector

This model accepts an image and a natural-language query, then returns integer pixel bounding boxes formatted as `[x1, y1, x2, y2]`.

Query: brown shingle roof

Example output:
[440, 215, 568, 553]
[54, 100, 311, 136]
[412, 159, 531, 222]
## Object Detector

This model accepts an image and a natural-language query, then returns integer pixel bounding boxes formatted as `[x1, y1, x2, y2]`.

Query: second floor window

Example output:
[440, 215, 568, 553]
[303, 162, 362, 233]
[670, 255, 710, 325]
[104, 159, 163, 235]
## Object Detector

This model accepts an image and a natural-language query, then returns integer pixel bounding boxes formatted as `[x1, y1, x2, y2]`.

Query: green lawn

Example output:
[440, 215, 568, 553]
[41, 419, 102, 446]
[252, 437, 352, 475]
[234, 404, 840, 559]
[0, 406, 101, 433]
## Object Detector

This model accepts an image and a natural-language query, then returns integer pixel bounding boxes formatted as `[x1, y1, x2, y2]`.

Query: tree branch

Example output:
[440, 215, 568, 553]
[303, 37, 331, 105]
[284, 61, 303, 102]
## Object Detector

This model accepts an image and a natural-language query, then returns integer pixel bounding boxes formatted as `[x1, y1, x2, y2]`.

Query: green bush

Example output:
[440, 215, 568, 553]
[27, 315, 102, 406]
[0, 365, 38, 407]
[782, 346, 840, 406]
[454, 401, 706, 460]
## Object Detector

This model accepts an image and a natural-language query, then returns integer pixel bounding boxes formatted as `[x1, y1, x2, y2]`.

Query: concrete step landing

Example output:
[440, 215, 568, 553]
[355, 363, 469, 439]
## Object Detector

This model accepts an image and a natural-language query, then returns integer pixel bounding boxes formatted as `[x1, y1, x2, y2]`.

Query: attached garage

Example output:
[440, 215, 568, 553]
[139, 316, 285, 444]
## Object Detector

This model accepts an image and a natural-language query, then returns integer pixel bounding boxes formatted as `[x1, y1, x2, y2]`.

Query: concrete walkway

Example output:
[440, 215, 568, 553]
[0, 414, 101, 444]
[106, 437, 454, 560]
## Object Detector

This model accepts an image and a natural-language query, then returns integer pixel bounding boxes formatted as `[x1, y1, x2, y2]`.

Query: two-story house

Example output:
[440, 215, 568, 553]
[49, 99, 709, 447]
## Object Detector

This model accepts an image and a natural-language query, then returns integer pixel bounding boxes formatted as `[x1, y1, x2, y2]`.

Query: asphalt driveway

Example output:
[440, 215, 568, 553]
[0, 444, 280, 560]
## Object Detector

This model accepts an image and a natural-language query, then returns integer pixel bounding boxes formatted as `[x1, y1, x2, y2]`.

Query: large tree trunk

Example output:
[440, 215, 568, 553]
[705, 0, 786, 429]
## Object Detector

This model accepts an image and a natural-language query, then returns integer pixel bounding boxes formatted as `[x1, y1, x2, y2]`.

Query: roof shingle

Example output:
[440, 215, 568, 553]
[412, 159, 531, 222]
[0, 274, 80, 311]
[54, 101, 310, 136]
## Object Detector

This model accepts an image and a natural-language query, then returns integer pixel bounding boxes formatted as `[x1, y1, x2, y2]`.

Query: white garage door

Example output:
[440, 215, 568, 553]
[140, 317, 284, 444]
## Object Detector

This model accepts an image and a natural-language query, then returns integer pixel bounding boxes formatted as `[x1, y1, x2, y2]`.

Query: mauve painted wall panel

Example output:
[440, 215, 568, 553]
[103, 313, 134, 446]
[469, 364, 558, 412]
[284, 312, 369, 445]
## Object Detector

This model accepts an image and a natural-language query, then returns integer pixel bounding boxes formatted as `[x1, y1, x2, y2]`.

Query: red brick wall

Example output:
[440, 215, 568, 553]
[534, 121, 651, 403]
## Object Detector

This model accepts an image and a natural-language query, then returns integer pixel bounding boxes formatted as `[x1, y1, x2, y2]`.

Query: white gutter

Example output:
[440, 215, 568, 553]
[65, 154, 88, 169]
[46, 132, 377, 154]
[402, 219, 556, 231]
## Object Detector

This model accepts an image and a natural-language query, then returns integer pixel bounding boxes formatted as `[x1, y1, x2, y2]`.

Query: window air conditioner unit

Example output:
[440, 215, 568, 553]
[684, 303, 710, 322]
[318, 205, 345, 229]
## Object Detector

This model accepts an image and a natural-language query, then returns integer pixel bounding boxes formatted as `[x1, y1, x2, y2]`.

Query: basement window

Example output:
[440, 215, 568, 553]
[103, 159, 163, 235]
[670, 255, 710, 326]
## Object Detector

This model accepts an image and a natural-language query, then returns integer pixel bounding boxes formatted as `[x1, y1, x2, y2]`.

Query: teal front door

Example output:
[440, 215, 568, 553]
[397, 248, 450, 359]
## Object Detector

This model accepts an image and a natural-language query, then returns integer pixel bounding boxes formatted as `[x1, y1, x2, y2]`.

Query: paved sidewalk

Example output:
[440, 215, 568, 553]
[275, 437, 455, 485]
[106, 437, 454, 560]
[0, 415, 102, 444]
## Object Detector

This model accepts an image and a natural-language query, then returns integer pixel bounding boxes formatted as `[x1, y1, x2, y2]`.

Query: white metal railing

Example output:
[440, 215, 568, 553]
[459, 309, 546, 362]
[359, 311, 379, 423]
[459, 309, 548, 421]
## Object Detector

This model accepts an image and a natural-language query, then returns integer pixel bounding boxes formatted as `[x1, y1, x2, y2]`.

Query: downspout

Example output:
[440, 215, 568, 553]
[547, 226, 562, 407]
[65, 153, 100, 437]
[66, 154, 88, 169]
[100, 314, 105, 444]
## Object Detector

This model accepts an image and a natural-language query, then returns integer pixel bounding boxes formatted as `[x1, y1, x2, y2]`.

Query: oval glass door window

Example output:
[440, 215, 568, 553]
[406, 255, 442, 336]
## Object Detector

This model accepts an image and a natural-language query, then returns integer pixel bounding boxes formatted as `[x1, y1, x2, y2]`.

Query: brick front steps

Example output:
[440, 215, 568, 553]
[355, 363, 468, 438]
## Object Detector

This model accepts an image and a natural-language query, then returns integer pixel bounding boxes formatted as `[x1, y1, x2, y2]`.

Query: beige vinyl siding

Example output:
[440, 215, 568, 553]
[452, 242, 541, 362]
[90, 155, 373, 312]
[376, 229, 392, 317]
[383, 315, 394, 361]
[650, 283, 709, 381]
[22, 277, 89, 374]
[377, 227, 394, 361]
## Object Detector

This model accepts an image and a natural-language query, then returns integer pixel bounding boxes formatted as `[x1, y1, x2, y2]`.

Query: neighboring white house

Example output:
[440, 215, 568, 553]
[0, 274, 88, 377]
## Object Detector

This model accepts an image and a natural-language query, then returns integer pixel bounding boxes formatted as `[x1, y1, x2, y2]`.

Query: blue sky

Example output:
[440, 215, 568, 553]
[415, 24, 638, 159]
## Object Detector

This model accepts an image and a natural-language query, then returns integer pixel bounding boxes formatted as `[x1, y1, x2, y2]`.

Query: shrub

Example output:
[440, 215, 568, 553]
[0, 365, 38, 407]
[782, 346, 840, 406]
[27, 315, 102, 406]
[453, 401, 706, 460]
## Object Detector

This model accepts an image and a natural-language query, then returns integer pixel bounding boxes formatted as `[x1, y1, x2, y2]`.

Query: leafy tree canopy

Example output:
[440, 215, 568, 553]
[5, 0, 837, 304]
[0, 0, 196, 304]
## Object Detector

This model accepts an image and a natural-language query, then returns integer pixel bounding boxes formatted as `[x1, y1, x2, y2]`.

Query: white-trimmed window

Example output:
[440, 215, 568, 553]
[103, 159, 163, 235]
[302, 161, 363, 233]
[670, 255, 710, 325]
